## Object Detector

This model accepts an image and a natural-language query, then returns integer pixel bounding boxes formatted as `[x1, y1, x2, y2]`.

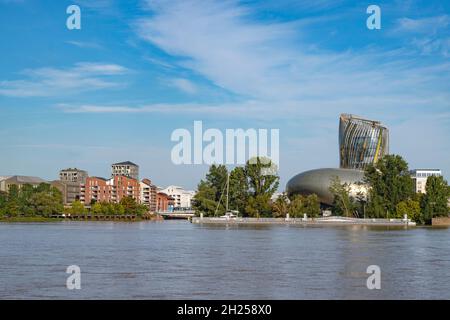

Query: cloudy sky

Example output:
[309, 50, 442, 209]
[1, 0, 449, 189]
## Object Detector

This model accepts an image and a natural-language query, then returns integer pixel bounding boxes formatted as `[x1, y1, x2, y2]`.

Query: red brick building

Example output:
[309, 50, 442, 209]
[156, 192, 174, 212]
[80, 175, 140, 205]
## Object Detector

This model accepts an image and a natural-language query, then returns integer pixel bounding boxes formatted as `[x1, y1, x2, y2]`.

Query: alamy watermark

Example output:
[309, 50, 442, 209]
[366, 265, 381, 290]
[66, 265, 81, 290]
[66, 5, 81, 30]
[171, 121, 279, 175]
[366, 5, 381, 30]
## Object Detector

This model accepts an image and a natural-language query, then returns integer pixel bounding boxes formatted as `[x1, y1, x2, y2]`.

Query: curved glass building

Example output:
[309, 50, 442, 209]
[339, 114, 389, 170]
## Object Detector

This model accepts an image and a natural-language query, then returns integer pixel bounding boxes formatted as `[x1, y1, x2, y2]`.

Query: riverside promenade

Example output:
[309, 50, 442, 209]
[191, 215, 416, 227]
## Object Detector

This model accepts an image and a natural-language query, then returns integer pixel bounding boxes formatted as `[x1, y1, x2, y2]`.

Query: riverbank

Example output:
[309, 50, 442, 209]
[0, 214, 164, 223]
[191, 216, 417, 227]
[0, 216, 64, 222]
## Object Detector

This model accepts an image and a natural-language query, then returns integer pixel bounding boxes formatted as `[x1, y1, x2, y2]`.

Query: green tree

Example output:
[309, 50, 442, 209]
[421, 175, 449, 221]
[364, 155, 415, 218]
[329, 176, 357, 217]
[244, 157, 279, 218]
[271, 193, 289, 218]
[91, 202, 103, 214]
[28, 187, 63, 217]
[288, 195, 306, 218]
[396, 199, 422, 223]
[192, 164, 228, 216]
[229, 166, 248, 214]
[305, 194, 321, 218]
[71, 200, 86, 215]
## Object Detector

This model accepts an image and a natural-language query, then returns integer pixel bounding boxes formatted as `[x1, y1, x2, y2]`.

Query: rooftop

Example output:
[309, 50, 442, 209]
[2, 175, 47, 184]
[112, 161, 139, 167]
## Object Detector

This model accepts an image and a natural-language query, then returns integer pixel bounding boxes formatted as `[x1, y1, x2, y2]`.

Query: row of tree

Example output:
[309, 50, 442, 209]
[68, 198, 148, 216]
[328, 155, 449, 224]
[193, 157, 321, 218]
[0, 183, 63, 217]
[194, 155, 449, 224]
[0, 183, 148, 218]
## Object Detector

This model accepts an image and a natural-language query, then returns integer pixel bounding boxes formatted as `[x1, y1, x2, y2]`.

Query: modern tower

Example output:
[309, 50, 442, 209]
[339, 114, 389, 170]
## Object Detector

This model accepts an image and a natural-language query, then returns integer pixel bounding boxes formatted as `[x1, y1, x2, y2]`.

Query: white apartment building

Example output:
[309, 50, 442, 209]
[159, 185, 195, 209]
[410, 169, 442, 194]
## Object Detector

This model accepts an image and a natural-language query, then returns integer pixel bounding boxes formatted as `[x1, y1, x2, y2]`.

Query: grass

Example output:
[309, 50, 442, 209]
[0, 216, 64, 222]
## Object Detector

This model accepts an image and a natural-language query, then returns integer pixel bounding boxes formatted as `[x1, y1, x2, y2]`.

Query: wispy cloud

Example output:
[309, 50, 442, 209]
[394, 15, 450, 35]
[0, 62, 129, 97]
[66, 40, 103, 49]
[134, 0, 450, 105]
[169, 78, 198, 94]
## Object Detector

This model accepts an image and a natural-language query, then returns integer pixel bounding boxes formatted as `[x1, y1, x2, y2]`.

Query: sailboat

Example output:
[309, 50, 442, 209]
[215, 172, 239, 220]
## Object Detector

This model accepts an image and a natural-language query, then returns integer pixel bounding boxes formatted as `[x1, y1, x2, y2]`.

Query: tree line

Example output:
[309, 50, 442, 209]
[0, 183, 148, 218]
[192, 157, 321, 218]
[329, 154, 450, 224]
[193, 155, 449, 224]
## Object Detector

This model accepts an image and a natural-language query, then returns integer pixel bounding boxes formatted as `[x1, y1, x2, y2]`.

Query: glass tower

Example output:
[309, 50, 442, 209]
[339, 114, 389, 170]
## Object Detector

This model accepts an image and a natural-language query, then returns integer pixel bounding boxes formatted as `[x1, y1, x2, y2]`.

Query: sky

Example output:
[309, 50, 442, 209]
[0, 0, 449, 190]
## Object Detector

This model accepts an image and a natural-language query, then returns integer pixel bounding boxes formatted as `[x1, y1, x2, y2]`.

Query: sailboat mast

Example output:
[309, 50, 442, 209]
[226, 172, 230, 212]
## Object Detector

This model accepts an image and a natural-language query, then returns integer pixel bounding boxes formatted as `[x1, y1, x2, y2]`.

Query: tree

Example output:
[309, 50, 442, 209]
[244, 157, 279, 218]
[28, 187, 63, 217]
[364, 155, 415, 218]
[305, 194, 321, 218]
[329, 176, 357, 217]
[396, 199, 422, 223]
[71, 200, 86, 215]
[119, 196, 138, 214]
[229, 166, 248, 214]
[245, 157, 279, 199]
[91, 202, 103, 215]
[192, 164, 228, 216]
[421, 175, 449, 221]
[288, 195, 306, 218]
[245, 194, 271, 218]
[271, 193, 289, 218]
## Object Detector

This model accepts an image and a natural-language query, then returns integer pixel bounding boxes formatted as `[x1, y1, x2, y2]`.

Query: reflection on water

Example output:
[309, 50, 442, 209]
[0, 221, 449, 299]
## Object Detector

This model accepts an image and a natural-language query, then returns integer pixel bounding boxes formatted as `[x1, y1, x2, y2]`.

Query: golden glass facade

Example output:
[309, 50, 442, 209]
[339, 114, 389, 170]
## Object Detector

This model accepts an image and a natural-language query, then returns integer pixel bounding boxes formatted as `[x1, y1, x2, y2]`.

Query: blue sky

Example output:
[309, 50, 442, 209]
[1, 0, 449, 189]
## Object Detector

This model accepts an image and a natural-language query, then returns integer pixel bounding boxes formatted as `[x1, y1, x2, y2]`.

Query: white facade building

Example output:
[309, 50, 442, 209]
[159, 185, 195, 209]
[410, 169, 442, 194]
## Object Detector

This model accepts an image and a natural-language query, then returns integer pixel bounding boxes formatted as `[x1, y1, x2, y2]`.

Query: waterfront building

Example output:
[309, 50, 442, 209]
[0, 175, 47, 192]
[59, 168, 88, 183]
[287, 114, 388, 206]
[286, 168, 367, 206]
[339, 114, 389, 170]
[156, 192, 175, 212]
[140, 178, 157, 212]
[111, 161, 139, 180]
[81, 175, 140, 205]
[159, 185, 195, 209]
[410, 169, 442, 194]
[56, 168, 88, 204]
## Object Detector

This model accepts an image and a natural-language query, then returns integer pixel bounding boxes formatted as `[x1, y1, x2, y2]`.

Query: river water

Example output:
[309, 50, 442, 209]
[0, 221, 449, 299]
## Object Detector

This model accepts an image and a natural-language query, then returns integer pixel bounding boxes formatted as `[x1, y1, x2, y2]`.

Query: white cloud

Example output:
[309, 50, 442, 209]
[394, 15, 450, 35]
[169, 78, 198, 94]
[135, 0, 450, 105]
[0, 62, 129, 97]
[66, 41, 103, 49]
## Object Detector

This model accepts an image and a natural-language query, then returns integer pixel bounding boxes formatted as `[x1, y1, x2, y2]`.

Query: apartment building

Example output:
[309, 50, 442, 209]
[55, 168, 88, 204]
[81, 175, 140, 205]
[410, 169, 442, 194]
[159, 185, 195, 209]
[156, 192, 175, 212]
[0, 175, 47, 192]
[111, 161, 139, 180]
[140, 178, 157, 212]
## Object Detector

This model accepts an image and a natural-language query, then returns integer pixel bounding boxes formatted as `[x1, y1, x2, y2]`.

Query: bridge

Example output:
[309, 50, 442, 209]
[158, 210, 195, 220]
